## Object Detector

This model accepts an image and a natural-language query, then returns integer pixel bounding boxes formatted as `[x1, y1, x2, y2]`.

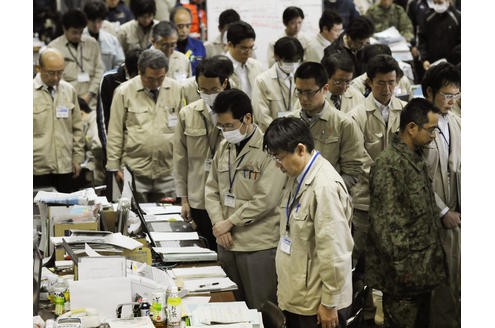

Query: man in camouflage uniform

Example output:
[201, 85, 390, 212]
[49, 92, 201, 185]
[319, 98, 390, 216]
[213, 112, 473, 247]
[365, 0, 414, 42]
[365, 98, 448, 327]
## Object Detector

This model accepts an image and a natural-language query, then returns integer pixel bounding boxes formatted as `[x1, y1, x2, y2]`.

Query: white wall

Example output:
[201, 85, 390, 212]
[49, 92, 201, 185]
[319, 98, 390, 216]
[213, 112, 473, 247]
[207, 0, 322, 68]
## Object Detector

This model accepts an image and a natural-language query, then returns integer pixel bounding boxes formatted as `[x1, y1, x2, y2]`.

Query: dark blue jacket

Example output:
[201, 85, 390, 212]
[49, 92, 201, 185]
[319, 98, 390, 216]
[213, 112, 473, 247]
[179, 37, 206, 75]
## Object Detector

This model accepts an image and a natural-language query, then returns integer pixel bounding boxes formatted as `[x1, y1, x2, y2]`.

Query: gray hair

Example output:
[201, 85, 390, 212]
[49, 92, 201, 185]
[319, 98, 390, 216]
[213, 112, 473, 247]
[151, 21, 178, 41]
[137, 48, 169, 73]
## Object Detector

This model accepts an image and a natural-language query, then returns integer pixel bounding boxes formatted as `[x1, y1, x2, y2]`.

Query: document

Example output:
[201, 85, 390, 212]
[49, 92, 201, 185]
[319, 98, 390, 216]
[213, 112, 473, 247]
[149, 232, 199, 241]
[70, 278, 132, 319]
[107, 316, 155, 328]
[77, 256, 127, 280]
[171, 266, 226, 279]
[140, 203, 182, 215]
[144, 213, 184, 222]
[182, 277, 237, 292]
[153, 246, 216, 254]
[51, 232, 142, 250]
[34, 188, 98, 205]
[189, 302, 251, 325]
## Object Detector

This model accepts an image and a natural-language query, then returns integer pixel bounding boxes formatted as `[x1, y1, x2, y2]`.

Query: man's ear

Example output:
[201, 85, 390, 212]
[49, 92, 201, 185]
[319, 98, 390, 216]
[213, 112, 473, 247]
[425, 86, 434, 101]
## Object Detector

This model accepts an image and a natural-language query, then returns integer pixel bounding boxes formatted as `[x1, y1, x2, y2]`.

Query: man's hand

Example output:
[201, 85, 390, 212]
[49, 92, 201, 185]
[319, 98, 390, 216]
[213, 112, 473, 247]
[216, 232, 233, 249]
[114, 170, 124, 183]
[410, 46, 419, 58]
[317, 304, 338, 328]
[423, 60, 431, 71]
[81, 93, 92, 104]
[181, 197, 192, 222]
[442, 210, 461, 229]
[213, 220, 234, 238]
[72, 163, 81, 178]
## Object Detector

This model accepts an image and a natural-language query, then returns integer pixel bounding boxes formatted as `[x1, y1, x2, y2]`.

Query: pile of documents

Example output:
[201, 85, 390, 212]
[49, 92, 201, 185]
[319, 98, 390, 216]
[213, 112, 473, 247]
[169, 266, 237, 293]
[372, 26, 413, 62]
[184, 302, 262, 328]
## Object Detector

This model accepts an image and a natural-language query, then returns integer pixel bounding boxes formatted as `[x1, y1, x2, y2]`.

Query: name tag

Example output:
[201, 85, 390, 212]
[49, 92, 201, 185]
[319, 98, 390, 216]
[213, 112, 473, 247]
[77, 72, 90, 82]
[277, 111, 292, 118]
[168, 113, 178, 128]
[204, 159, 212, 172]
[280, 235, 292, 254]
[56, 106, 69, 118]
[224, 193, 236, 208]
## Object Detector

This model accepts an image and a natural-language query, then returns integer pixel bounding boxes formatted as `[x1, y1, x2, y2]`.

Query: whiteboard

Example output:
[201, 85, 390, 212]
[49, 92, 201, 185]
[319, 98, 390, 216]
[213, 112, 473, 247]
[207, 0, 322, 68]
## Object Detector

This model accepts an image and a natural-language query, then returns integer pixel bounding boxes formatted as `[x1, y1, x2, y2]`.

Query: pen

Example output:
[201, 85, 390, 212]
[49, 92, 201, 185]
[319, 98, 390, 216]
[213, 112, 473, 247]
[199, 282, 220, 288]
[296, 203, 301, 212]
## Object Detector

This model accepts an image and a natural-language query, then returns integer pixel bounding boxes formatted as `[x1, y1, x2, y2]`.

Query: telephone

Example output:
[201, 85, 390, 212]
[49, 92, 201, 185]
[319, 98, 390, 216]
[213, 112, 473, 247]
[56, 308, 101, 328]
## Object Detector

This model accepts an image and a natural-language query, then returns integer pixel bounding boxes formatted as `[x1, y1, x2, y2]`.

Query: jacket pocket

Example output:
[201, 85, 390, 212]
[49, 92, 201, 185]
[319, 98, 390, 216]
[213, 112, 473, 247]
[33, 106, 50, 136]
[126, 106, 149, 128]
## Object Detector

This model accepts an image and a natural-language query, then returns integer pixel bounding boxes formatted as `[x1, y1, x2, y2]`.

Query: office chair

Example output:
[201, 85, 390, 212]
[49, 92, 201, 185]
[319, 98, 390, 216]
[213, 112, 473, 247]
[261, 301, 286, 328]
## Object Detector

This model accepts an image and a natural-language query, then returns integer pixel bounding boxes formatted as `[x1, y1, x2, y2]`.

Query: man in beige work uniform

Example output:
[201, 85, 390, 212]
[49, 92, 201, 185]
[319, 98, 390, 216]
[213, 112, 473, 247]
[106, 49, 183, 202]
[174, 56, 233, 251]
[263, 117, 353, 328]
[49, 9, 104, 110]
[205, 89, 286, 310]
[33, 48, 84, 193]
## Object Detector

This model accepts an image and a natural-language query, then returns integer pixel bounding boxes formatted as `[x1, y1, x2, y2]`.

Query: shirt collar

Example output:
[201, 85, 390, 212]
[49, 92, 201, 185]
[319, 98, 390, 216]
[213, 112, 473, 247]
[373, 97, 391, 111]
[226, 52, 245, 69]
[275, 64, 292, 80]
[296, 150, 318, 184]
[34, 73, 57, 92]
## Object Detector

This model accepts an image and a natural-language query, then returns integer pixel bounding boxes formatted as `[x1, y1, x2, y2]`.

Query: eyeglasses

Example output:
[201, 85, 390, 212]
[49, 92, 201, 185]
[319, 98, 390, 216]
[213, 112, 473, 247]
[176, 23, 191, 29]
[237, 45, 256, 53]
[438, 91, 461, 101]
[268, 152, 289, 164]
[331, 79, 351, 86]
[295, 86, 323, 98]
[156, 41, 177, 49]
[197, 87, 223, 95]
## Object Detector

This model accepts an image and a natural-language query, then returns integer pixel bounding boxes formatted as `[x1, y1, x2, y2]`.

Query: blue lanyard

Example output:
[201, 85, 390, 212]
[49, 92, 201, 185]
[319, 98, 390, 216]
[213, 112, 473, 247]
[285, 152, 320, 232]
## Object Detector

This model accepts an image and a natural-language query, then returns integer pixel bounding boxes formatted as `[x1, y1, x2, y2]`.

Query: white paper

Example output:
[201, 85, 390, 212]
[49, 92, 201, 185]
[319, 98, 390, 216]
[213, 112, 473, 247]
[144, 214, 184, 222]
[150, 232, 199, 241]
[77, 256, 126, 280]
[50, 232, 142, 250]
[69, 278, 132, 319]
[171, 266, 226, 279]
[183, 277, 237, 293]
[34, 188, 98, 205]
[181, 296, 211, 306]
[189, 302, 251, 325]
[140, 204, 182, 215]
[84, 243, 102, 257]
[153, 246, 216, 254]
[107, 316, 155, 328]
[373, 26, 405, 44]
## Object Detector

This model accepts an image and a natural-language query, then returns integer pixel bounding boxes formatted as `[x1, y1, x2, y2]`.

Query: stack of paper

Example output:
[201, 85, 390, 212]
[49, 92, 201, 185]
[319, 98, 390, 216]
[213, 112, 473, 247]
[153, 246, 217, 262]
[50, 232, 143, 250]
[171, 266, 226, 279]
[140, 203, 182, 215]
[187, 302, 260, 327]
[182, 277, 237, 293]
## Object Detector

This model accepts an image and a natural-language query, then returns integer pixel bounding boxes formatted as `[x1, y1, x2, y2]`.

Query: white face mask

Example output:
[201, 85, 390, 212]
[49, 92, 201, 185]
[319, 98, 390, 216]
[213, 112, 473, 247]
[279, 61, 300, 75]
[200, 91, 219, 108]
[432, 2, 449, 13]
[221, 122, 246, 144]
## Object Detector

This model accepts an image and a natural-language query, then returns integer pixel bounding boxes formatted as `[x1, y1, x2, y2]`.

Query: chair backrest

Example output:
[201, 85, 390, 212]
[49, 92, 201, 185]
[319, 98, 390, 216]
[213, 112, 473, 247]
[261, 301, 286, 328]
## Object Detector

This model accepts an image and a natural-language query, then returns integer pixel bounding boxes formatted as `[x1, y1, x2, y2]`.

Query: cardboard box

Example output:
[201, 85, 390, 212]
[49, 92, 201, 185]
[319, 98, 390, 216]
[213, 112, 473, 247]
[54, 221, 99, 261]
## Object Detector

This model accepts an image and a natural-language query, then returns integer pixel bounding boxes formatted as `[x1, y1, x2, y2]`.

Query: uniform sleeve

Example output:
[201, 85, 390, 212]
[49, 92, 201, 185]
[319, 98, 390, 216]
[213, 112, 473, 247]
[369, 160, 408, 259]
[204, 146, 224, 225]
[417, 21, 429, 61]
[397, 6, 414, 42]
[173, 110, 189, 198]
[105, 86, 126, 170]
[113, 37, 125, 68]
[339, 118, 367, 181]
[227, 157, 286, 226]
[314, 180, 354, 307]
[252, 77, 274, 132]
[89, 42, 105, 95]
[117, 27, 128, 54]
[71, 89, 85, 165]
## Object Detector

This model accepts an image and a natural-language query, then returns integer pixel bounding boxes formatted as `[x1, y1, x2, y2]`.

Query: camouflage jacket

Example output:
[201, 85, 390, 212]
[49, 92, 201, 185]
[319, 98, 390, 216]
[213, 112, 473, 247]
[365, 4, 414, 42]
[365, 133, 447, 295]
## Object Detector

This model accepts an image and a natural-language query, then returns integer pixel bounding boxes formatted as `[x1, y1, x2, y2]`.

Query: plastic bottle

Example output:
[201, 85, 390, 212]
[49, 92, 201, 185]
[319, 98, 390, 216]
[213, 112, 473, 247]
[166, 286, 182, 327]
[150, 301, 166, 328]
[62, 276, 71, 312]
[140, 298, 151, 317]
[53, 278, 67, 316]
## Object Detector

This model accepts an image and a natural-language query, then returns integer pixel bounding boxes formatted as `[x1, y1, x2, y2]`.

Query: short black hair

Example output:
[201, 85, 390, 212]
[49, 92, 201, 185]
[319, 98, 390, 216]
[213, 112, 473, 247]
[195, 55, 234, 85]
[212, 89, 252, 120]
[295, 62, 329, 88]
[399, 98, 440, 132]
[219, 9, 240, 30]
[321, 52, 355, 77]
[62, 9, 87, 29]
[283, 6, 304, 26]
[83, 0, 108, 21]
[263, 117, 314, 155]
[125, 48, 143, 77]
[359, 44, 392, 65]
[151, 21, 178, 41]
[421, 62, 461, 98]
[274, 36, 304, 62]
[130, 0, 156, 18]
[347, 16, 374, 41]
[366, 54, 403, 81]
[169, 6, 192, 22]
[319, 9, 343, 33]
[227, 21, 256, 46]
